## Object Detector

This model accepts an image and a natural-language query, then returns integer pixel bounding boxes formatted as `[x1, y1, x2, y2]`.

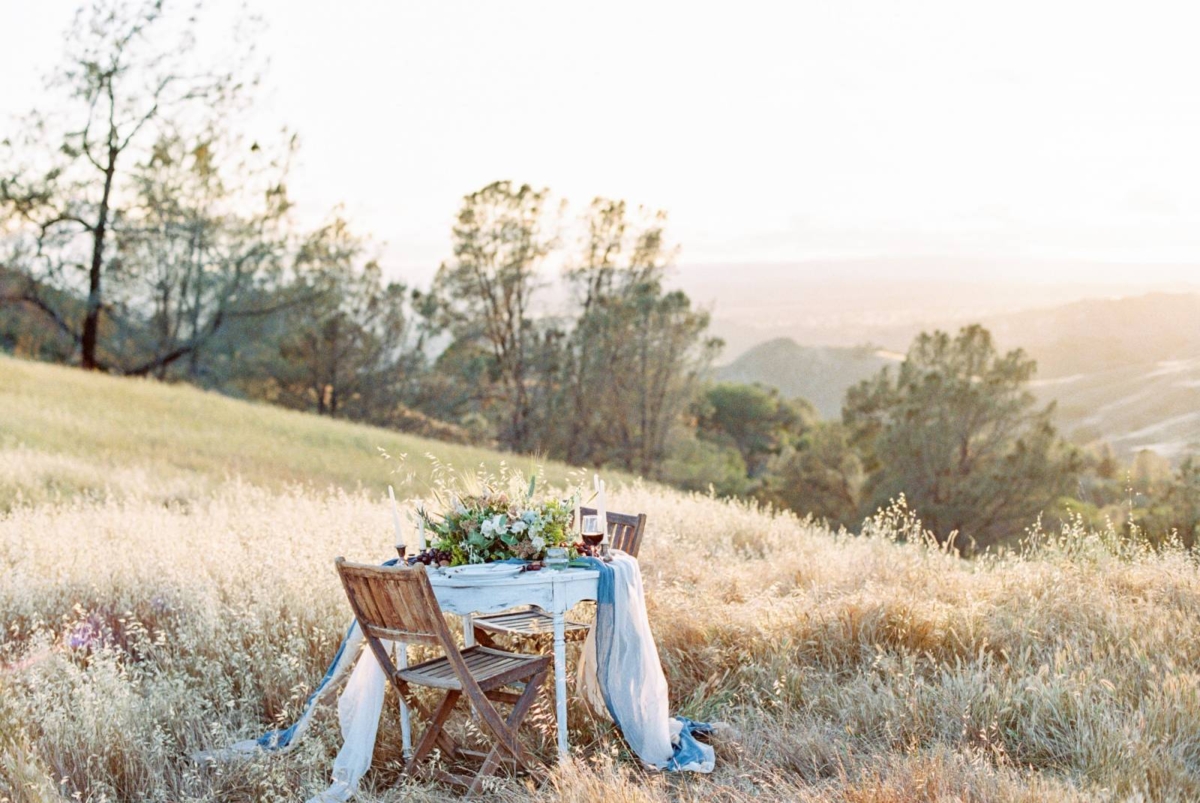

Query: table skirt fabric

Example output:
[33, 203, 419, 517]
[576, 554, 715, 773]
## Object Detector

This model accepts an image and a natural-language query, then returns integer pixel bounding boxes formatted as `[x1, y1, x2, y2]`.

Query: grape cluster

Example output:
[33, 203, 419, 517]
[573, 542, 596, 558]
[408, 548, 452, 567]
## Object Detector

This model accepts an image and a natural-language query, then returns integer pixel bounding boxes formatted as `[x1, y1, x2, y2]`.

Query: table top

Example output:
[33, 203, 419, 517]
[427, 565, 598, 589]
[426, 565, 599, 616]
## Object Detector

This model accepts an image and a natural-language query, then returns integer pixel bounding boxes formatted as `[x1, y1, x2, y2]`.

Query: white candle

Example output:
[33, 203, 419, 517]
[597, 478, 608, 544]
[388, 485, 404, 549]
[418, 510, 427, 552]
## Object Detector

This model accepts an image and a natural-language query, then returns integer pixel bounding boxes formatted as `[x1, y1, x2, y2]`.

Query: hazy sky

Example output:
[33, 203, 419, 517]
[4, 1, 1200, 287]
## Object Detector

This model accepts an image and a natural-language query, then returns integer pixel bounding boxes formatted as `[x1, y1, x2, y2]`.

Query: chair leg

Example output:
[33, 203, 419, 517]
[404, 690, 461, 776]
[394, 680, 461, 760]
[467, 668, 550, 795]
[507, 668, 550, 781]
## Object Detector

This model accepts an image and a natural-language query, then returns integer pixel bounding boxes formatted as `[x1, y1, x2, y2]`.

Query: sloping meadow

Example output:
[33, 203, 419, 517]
[2, 469, 1199, 801]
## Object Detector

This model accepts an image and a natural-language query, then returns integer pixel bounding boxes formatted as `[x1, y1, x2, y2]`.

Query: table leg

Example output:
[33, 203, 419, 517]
[553, 611, 569, 758]
[396, 641, 412, 759]
[462, 615, 479, 722]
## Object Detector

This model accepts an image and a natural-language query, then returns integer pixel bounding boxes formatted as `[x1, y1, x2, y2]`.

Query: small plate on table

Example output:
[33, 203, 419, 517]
[440, 563, 524, 579]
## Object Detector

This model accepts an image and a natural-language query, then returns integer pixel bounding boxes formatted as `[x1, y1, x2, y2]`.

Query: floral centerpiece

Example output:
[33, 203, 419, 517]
[418, 476, 575, 566]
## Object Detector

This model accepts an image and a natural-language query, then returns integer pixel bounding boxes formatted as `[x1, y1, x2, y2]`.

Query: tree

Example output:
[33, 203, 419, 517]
[1130, 449, 1172, 496]
[758, 422, 864, 528]
[1161, 457, 1200, 548]
[267, 219, 421, 420]
[1094, 442, 1120, 481]
[114, 129, 295, 378]
[1135, 455, 1200, 548]
[695, 383, 814, 479]
[431, 181, 557, 451]
[620, 284, 719, 475]
[558, 199, 719, 474]
[844, 324, 1079, 548]
[557, 198, 634, 464]
[0, 0, 249, 370]
[658, 434, 750, 497]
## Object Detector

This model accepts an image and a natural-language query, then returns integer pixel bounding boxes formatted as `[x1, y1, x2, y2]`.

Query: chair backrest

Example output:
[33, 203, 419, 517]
[335, 558, 454, 650]
[580, 507, 647, 558]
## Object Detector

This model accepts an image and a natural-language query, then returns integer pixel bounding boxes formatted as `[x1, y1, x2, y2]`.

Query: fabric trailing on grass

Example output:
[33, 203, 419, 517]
[193, 560, 403, 802]
[195, 618, 382, 802]
[577, 554, 715, 773]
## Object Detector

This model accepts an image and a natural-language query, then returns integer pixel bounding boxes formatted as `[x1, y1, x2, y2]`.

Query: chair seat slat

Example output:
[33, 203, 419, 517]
[398, 646, 548, 691]
[474, 610, 589, 636]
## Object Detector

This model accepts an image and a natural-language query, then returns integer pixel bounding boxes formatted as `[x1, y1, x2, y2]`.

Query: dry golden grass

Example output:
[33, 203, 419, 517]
[2, 357, 1200, 802]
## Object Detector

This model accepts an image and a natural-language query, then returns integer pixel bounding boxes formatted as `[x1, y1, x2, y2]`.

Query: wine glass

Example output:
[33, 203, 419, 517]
[581, 514, 604, 551]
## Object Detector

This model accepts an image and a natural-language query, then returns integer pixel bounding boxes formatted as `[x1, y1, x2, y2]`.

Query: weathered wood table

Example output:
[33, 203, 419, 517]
[394, 566, 599, 758]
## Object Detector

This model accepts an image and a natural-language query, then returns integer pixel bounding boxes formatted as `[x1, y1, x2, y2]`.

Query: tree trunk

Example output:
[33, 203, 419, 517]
[81, 154, 117, 371]
[80, 230, 105, 370]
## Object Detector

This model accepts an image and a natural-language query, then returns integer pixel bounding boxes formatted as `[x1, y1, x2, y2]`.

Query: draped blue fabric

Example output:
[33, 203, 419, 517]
[578, 556, 714, 771]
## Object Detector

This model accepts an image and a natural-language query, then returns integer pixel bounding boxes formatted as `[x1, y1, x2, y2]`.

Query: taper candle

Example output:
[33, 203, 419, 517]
[597, 478, 608, 544]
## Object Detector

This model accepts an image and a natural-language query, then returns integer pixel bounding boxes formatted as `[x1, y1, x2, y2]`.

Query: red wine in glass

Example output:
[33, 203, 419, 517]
[581, 515, 604, 551]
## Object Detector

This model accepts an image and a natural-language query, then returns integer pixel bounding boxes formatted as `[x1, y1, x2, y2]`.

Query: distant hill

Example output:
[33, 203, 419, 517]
[716, 293, 1200, 461]
[1029, 358, 1200, 460]
[992, 293, 1200, 460]
[986, 293, 1200, 377]
[679, 258, 1200, 359]
[715, 339, 900, 418]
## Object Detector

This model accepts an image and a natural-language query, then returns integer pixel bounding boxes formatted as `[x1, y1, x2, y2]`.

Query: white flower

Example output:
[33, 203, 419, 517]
[530, 535, 546, 551]
[510, 519, 528, 534]
[480, 514, 507, 537]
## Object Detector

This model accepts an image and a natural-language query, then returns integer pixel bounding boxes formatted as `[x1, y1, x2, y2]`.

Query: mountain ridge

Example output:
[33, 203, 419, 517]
[716, 292, 1200, 460]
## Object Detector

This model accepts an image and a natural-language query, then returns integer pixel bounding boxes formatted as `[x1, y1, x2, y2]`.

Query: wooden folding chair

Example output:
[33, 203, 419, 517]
[335, 558, 550, 795]
[471, 508, 647, 643]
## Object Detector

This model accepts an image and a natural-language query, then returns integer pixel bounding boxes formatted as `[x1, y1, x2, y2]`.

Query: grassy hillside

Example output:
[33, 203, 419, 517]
[0, 355, 584, 510]
[3, 357, 1200, 801]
